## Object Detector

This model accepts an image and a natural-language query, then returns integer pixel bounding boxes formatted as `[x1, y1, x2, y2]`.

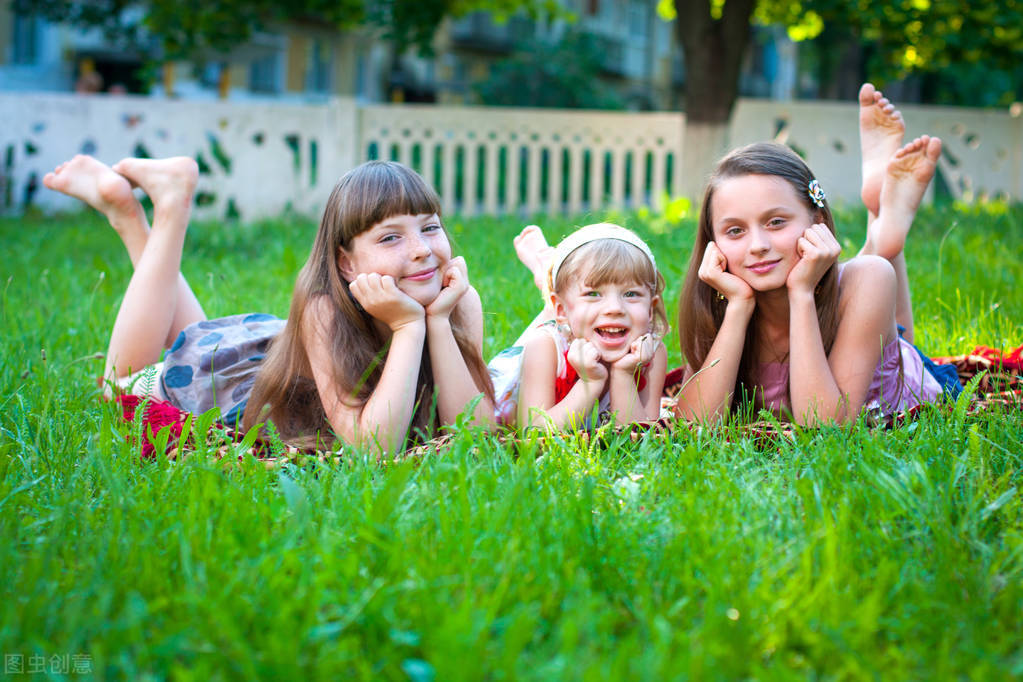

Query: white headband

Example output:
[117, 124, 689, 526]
[547, 223, 658, 291]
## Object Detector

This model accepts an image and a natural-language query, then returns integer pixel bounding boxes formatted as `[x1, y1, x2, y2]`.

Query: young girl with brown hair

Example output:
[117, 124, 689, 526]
[490, 223, 669, 429]
[44, 156, 494, 454]
[675, 85, 953, 424]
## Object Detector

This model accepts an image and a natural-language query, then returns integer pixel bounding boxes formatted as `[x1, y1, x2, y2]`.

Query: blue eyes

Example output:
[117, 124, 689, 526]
[377, 225, 441, 244]
[723, 218, 786, 236]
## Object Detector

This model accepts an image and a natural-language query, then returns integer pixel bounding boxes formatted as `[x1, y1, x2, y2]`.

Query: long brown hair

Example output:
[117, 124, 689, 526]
[243, 161, 494, 447]
[678, 142, 840, 410]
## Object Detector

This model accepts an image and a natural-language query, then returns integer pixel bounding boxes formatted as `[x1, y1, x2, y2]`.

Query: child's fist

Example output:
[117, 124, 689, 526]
[699, 241, 754, 303]
[613, 333, 658, 375]
[426, 256, 469, 319]
[349, 273, 425, 331]
[786, 224, 840, 294]
[568, 338, 608, 385]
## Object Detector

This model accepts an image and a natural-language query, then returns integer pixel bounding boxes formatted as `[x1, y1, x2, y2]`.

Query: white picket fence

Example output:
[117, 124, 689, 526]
[360, 104, 683, 217]
[1, 92, 1019, 222]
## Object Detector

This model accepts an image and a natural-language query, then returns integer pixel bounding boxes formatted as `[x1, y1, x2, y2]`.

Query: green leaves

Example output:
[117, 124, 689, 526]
[473, 29, 627, 110]
[17, 0, 557, 65]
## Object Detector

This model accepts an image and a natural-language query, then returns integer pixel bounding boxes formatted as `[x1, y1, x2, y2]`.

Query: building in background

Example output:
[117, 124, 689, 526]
[0, 0, 798, 109]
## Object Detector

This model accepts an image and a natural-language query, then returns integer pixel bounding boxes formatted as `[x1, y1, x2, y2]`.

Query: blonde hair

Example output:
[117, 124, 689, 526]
[678, 142, 840, 410]
[551, 235, 669, 339]
[243, 161, 494, 447]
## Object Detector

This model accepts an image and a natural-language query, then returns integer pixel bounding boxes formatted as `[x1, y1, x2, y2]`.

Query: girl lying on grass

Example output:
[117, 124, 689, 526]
[674, 84, 960, 425]
[489, 223, 668, 429]
[44, 157, 494, 454]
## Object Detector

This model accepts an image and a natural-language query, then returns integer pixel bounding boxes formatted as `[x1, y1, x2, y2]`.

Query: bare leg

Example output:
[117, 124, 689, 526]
[512, 225, 557, 342]
[861, 136, 942, 342]
[890, 252, 914, 343]
[43, 155, 205, 346]
[103, 157, 199, 378]
[858, 83, 905, 222]
[514, 224, 555, 292]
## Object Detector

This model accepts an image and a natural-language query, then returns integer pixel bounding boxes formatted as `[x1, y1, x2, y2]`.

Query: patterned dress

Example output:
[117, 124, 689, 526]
[158, 313, 285, 425]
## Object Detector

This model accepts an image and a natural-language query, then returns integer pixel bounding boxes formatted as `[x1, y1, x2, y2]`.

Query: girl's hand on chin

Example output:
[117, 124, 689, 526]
[786, 224, 840, 295]
[349, 273, 425, 331]
[699, 242, 754, 303]
[568, 338, 609, 385]
[426, 256, 469, 320]
[612, 332, 657, 375]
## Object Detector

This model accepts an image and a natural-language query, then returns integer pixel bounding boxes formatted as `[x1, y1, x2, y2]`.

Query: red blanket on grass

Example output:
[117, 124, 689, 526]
[117, 344, 1023, 463]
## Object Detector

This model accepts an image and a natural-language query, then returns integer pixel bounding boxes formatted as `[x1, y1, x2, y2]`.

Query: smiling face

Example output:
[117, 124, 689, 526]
[710, 174, 818, 291]
[337, 212, 451, 306]
[552, 244, 658, 363]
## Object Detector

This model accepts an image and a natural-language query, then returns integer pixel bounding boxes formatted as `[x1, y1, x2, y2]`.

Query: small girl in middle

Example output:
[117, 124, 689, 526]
[490, 223, 669, 429]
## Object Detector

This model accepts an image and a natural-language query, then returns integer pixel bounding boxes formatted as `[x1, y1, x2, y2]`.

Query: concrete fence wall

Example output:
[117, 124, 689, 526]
[729, 99, 1023, 207]
[2, 93, 1019, 223]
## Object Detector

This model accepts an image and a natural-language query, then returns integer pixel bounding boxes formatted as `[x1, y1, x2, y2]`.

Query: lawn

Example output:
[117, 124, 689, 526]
[2, 200, 1022, 680]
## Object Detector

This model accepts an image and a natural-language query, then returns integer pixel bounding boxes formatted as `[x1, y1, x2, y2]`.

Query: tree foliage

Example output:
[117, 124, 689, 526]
[769, 0, 1023, 86]
[658, 0, 1023, 123]
[367, 0, 563, 56]
[473, 30, 625, 109]
[12, 0, 363, 60]
[13, 0, 561, 61]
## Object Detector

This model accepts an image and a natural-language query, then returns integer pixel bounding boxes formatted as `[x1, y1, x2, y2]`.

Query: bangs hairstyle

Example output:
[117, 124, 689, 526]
[244, 160, 493, 448]
[334, 161, 442, 247]
[678, 142, 840, 412]
[553, 239, 669, 338]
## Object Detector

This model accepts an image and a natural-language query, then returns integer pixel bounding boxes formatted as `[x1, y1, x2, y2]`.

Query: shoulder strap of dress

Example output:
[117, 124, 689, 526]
[537, 322, 569, 378]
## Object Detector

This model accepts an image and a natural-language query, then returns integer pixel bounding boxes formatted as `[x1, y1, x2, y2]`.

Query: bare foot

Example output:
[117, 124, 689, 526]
[514, 224, 555, 291]
[865, 135, 941, 261]
[112, 157, 198, 216]
[859, 83, 905, 217]
[43, 154, 146, 233]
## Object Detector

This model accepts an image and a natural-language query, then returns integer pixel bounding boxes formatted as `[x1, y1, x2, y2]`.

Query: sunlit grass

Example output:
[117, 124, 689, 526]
[1, 201, 1021, 679]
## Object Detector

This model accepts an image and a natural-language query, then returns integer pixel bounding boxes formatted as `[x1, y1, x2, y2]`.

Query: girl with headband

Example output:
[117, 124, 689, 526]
[489, 223, 669, 429]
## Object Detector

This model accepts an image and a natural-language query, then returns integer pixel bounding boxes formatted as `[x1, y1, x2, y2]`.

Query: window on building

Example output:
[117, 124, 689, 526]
[306, 39, 332, 93]
[12, 12, 41, 65]
[355, 53, 367, 98]
[628, 1, 648, 41]
[199, 62, 221, 89]
[250, 53, 282, 93]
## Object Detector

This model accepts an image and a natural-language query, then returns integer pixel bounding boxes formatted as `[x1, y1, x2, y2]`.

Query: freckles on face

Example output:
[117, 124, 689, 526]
[338, 213, 451, 304]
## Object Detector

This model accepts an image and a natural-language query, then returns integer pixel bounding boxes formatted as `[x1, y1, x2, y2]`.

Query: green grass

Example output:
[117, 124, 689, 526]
[2, 201, 1022, 679]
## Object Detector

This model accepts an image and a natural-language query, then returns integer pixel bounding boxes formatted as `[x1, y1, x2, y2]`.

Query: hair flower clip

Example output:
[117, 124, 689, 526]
[808, 179, 826, 208]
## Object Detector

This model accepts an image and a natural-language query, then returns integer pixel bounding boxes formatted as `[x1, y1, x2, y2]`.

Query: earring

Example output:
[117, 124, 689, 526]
[716, 291, 726, 302]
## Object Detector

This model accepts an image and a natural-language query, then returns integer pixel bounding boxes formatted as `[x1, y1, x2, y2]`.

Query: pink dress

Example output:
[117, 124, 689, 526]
[756, 334, 942, 418]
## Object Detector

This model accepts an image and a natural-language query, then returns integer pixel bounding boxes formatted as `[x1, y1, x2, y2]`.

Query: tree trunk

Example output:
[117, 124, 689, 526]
[683, 120, 729, 198]
[218, 62, 231, 99]
[673, 0, 756, 198]
[162, 62, 176, 97]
